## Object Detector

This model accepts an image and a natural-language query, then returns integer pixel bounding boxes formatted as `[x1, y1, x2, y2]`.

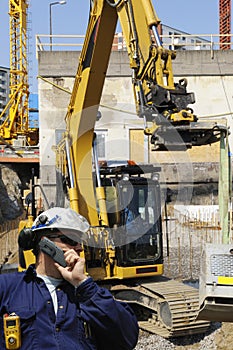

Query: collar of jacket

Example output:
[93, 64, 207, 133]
[24, 265, 68, 288]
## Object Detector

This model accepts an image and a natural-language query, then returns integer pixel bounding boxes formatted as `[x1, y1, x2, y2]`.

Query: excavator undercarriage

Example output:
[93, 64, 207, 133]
[111, 278, 210, 338]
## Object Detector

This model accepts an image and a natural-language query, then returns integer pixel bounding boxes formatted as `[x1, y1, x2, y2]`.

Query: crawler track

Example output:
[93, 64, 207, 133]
[111, 279, 210, 338]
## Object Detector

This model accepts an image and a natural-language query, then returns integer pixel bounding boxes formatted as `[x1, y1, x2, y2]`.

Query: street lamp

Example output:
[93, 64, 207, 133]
[49, 1, 67, 51]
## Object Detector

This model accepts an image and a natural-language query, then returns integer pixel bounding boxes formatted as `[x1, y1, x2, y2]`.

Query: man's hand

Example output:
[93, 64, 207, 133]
[55, 249, 88, 287]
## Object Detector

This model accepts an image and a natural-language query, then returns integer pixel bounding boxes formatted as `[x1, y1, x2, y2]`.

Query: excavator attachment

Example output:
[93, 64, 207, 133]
[197, 243, 233, 322]
[150, 120, 228, 151]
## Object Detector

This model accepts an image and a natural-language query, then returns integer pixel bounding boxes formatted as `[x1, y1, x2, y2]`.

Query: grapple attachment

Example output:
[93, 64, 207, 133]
[150, 120, 228, 151]
[197, 243, 233, 322]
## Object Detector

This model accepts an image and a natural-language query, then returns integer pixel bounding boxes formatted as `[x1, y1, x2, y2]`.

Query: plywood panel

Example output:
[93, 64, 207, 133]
[129, 129, 146, 162]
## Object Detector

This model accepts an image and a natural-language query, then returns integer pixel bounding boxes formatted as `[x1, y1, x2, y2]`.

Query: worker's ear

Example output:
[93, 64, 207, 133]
[18, 228, 37, 250]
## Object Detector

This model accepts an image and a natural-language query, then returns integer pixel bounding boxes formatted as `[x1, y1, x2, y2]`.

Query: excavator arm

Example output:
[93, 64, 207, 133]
[64, 0, 201, 222]
[65, 0, 227, 162]
[115, 1, 196, 125]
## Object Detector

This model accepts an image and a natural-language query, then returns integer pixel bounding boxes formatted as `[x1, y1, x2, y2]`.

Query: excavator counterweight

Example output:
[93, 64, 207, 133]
[198, 244, 233, 322]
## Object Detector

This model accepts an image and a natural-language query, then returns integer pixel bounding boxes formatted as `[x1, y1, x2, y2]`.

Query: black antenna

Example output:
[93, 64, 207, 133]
[31, 168, 36, 220]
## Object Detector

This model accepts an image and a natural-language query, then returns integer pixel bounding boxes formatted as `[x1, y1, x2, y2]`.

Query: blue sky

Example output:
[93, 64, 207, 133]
[0, 0, 219, 92]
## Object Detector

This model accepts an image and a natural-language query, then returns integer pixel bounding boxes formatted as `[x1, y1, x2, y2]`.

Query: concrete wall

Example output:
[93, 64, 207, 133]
[38, 50, 233, 204]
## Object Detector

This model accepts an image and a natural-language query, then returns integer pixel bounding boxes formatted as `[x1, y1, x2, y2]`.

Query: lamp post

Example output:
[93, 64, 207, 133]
[49, 1, 66, 51]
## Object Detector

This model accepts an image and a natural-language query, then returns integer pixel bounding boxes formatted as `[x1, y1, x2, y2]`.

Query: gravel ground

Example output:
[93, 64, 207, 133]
[134, 322, 233, 350]
[134, 323, 220, 350]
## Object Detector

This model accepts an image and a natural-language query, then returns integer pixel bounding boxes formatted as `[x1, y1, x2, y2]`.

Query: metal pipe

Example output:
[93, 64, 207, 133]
[49, 1, 66, 51]
[65, 136, 75, 188]
[93, 136, 101, 188]
[151, 25, 162, 47]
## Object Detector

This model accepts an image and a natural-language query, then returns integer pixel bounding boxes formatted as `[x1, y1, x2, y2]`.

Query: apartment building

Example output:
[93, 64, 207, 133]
[113, 25, 210, 51]
[161, 24, 210, 50]
[0, 66, 10, 117]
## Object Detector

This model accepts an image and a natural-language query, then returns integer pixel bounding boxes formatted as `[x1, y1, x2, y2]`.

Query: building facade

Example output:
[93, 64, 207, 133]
[112, 25, 210, 52]
[0, 66, 10, 117]
[161, 24, 210, 50]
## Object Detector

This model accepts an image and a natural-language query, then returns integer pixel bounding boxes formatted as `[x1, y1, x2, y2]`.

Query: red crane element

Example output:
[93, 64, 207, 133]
[219, 0, 231, 50]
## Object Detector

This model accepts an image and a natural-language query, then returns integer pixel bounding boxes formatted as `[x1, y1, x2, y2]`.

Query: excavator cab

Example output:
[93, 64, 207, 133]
[85, 163, 164, 279]
[115, 173, 163, 267]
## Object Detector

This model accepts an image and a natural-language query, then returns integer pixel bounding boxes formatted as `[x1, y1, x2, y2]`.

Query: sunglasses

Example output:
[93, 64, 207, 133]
[46, 234, 79, 247]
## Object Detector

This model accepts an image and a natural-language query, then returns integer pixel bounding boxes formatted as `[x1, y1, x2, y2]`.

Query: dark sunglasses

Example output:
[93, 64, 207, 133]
[46, 234, 79, 246]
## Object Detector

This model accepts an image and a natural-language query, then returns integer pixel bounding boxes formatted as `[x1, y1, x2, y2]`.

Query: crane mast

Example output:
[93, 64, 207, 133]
[0, 0, 38, 146]
[9, 0, 29, 137]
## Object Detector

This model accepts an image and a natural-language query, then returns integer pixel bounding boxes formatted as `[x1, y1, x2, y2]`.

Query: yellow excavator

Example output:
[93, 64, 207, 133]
[20, 0, 233, 338]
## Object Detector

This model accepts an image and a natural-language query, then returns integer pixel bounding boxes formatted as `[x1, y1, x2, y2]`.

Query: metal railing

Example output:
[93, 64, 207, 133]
[36, 34, 85, 57]
[36, 33, 233, 56]
[162, 205, 228, 281]
[161, 33, 233, 58]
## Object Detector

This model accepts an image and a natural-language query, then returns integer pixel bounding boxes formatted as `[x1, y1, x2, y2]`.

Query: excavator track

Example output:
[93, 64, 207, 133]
[111, 279, 210, 338]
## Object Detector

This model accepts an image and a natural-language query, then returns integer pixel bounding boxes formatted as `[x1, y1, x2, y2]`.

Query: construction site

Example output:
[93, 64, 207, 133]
[1, 0, 233, 349]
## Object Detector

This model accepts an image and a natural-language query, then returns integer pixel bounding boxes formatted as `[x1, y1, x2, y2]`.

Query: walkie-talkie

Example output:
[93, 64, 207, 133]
[39, 237, 67, 267]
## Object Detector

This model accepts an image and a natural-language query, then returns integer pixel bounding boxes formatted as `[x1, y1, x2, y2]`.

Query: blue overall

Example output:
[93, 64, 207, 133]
[0, 266, 139, 349]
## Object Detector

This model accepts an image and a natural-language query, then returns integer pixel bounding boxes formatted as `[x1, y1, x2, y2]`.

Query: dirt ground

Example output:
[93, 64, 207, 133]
[214, 323, 233, 350]
[135, 322, 233, 350]
[174, 323, 233, 350]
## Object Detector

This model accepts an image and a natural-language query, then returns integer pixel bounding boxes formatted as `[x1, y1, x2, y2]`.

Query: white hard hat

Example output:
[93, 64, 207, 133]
[31, 207, 90, 242]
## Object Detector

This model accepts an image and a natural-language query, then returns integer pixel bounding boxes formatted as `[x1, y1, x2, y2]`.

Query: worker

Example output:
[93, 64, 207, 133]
[0, 207, 139, 350]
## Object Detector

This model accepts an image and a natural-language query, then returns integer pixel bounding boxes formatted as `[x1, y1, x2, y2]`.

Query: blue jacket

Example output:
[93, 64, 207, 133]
[0, 266, 139, 349]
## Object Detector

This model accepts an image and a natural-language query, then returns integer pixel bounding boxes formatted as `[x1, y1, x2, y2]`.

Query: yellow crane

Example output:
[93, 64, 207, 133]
[0, 0, 38, 146]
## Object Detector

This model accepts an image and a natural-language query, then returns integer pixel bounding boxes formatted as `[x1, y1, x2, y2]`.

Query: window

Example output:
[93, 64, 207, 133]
[55, 129, 107, 159]
[55, 129, 65, 145]
[95, 130, 107, 159]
